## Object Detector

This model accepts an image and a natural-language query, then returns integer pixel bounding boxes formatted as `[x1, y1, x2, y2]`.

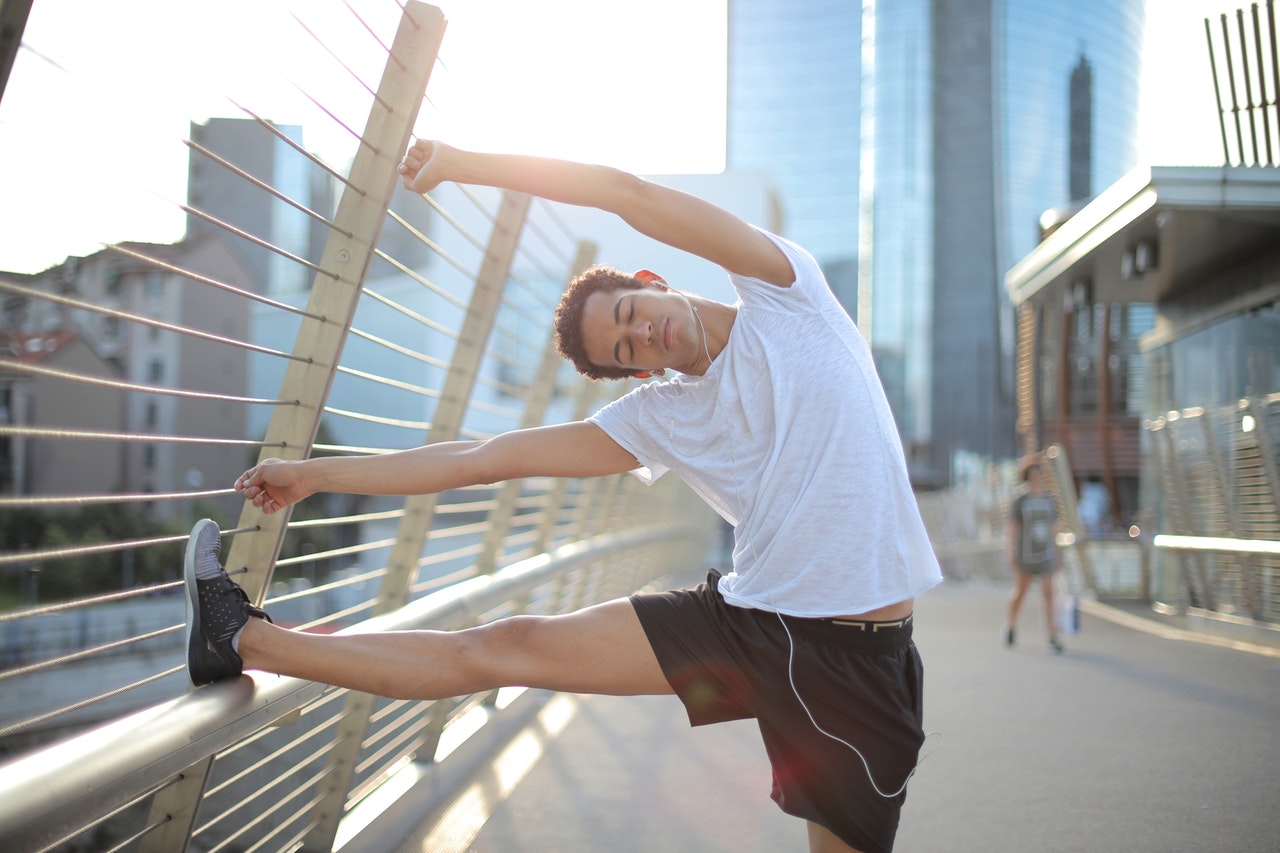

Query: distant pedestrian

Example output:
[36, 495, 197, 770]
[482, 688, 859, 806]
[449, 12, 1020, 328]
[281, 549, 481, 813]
[1004, 455, 1064, 653]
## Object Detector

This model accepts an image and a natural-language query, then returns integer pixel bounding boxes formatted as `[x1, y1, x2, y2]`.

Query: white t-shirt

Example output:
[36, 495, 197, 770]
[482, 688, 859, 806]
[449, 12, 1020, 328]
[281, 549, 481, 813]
[588, 230, 942, 616]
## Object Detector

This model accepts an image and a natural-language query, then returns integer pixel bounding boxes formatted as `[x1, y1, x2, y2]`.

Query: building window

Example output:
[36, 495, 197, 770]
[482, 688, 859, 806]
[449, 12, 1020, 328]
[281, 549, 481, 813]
[148, 359, 163, 384]
[2, 297, 24, 331]
[144, 444, 157, 469]
[1153, 300, 1280, 412]
[1038, 306, 1060, 420]
[145, 401, 158, 429]
[1068, 303, 1102, 415]
[146, 273, 163, 301]
[1108, 303, 1154, 416]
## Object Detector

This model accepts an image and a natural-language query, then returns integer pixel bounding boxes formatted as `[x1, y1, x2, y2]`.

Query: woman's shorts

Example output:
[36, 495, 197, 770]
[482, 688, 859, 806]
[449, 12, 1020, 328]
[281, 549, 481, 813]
[630, 570, 925, 853]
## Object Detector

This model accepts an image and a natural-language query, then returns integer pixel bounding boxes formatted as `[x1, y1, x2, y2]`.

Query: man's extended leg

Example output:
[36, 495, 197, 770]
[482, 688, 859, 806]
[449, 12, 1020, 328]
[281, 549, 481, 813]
[807, 820, 864, 853]
[185, 518, 671, 698]
[236, 599, 673, 699]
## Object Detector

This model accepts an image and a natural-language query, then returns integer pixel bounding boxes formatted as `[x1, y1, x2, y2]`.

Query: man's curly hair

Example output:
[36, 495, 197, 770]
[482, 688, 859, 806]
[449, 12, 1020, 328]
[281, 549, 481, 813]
[553, 265, 643, 381]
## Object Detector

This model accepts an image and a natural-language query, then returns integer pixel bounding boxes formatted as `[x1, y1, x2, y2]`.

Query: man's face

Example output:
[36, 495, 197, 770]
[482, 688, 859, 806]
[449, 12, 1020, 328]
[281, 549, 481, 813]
[580, 283, 702, 375]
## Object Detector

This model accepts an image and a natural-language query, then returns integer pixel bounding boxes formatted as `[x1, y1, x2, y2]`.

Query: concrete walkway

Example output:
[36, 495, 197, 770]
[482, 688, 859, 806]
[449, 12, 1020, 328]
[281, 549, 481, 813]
[398, 580, 1280, 852]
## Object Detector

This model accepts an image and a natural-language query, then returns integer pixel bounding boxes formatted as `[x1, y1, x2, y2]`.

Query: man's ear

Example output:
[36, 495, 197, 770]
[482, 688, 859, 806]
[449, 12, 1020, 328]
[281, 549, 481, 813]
[634, 269, 668, 289]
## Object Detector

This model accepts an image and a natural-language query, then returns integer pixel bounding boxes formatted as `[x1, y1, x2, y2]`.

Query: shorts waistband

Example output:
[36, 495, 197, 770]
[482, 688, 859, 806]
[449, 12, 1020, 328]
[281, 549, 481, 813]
[701, 570, 915, 650]
[826, 613, 914, 632]
[774, 610, 914, 650]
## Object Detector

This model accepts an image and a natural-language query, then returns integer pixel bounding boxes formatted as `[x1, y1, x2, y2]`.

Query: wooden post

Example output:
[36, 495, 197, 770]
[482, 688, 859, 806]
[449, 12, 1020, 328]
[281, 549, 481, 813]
[303, 190, 530, 852]
[531, 378, 608, 555]
[223, 4, 446, 608]
[1199, 410, 1262, 618]
[475, 240, 597, 575]
[147, 6, 446, 852]
[1045, 443, 1098, 593]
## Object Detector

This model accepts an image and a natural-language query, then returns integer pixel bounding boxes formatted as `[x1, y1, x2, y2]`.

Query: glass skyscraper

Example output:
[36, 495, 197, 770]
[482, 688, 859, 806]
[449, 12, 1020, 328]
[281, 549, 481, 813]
[857, 0, 933, 469]
[864, 0, 1144, 485]
[727, 0, 1143, 486]
[727, 0, 862, 309]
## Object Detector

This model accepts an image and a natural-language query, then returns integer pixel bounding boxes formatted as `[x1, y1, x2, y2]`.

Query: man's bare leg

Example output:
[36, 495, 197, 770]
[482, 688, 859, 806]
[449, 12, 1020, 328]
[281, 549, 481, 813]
[807, 820, 862, 853]
[236, 597, 673, 700]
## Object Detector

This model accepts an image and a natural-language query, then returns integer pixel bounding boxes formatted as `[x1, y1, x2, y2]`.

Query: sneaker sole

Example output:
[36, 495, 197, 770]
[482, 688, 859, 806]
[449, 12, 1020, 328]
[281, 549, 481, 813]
[184, 518, 217, 686]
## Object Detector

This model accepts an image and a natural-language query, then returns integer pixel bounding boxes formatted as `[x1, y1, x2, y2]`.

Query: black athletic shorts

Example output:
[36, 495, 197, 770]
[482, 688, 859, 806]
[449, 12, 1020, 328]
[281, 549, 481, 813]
[630, 570, 925, 853]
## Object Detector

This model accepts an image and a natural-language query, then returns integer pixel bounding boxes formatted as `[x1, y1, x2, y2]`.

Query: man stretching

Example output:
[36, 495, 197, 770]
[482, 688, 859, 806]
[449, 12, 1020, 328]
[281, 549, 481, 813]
[185, 140, 943, 852]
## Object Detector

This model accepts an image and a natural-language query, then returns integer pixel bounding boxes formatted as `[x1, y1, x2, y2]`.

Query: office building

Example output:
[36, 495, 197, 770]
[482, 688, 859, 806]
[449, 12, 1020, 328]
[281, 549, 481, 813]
[727, 0, 862, 309]
[861, 0, 1144, 485]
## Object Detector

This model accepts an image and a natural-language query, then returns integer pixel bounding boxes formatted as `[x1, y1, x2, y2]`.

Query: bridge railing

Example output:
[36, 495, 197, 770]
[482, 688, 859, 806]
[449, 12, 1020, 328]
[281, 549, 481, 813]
[0, 524, 710, 853]
[1146, 393, 1280, 624]
[0, 4, 716, 850]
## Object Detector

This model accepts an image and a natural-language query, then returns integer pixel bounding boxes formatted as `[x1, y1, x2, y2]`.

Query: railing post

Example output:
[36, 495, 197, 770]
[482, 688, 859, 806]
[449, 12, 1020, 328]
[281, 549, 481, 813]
[535, 379, 610, 613]
[376, 189, 531, 613]
[1044, 444, 1098, 593]
[1244, 398, 1280, 515]
[1160, 415, 1217, 609]
[475, 240, 597, 575]
[302, 189, 530, 853]
[224, 4, 446, 608]
[1244, 397, 1280, 619]
[564, 382, 633, 545]
[1201, 408, 1263, 617]
[1014, 303, 1040, 456]
[143, 6, 446, 852]
[531, 378, 609, 555]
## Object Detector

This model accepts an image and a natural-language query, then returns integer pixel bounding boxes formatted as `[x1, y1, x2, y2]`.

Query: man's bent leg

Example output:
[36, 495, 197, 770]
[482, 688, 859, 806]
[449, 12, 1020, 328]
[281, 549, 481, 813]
[807, 820, 863, 853]
[237, 598, 673, 700]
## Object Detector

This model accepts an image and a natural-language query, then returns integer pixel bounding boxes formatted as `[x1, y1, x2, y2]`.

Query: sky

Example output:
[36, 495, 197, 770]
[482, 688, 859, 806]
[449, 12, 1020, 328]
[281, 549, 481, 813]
[0, 0, 1252, 275]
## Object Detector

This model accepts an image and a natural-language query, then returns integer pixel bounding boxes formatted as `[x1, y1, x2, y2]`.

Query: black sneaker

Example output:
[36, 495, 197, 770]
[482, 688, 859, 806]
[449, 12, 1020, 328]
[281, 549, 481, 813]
[1004, 626, 1015, 647]
[184, 518, 272, 686]
[1048, 636, 1065, 655]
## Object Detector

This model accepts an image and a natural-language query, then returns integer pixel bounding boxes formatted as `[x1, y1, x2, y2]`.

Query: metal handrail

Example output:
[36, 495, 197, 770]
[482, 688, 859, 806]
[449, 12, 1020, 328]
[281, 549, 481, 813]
[0, 525, 704, 853]
[1153, 534, 1280, 556]
[0, 5, 718, 850]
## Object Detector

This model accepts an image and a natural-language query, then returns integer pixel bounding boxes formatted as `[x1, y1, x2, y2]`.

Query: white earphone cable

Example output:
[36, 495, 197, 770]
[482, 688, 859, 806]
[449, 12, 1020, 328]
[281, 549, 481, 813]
[676, 287, 942, 800]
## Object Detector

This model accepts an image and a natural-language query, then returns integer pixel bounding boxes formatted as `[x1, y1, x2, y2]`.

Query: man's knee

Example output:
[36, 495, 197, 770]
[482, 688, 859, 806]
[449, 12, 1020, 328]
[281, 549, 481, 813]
[462, 615, 551, 683]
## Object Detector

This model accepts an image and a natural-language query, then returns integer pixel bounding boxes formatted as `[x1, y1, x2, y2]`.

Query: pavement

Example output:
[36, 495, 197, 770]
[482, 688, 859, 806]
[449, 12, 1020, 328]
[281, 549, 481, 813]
[395, 579, 1280, 852]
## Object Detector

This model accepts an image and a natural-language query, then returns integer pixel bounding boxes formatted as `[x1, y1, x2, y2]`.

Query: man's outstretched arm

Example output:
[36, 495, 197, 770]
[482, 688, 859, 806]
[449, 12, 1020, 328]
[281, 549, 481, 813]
[399, 140, 794, 287]
[236, 422, 638, 514]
